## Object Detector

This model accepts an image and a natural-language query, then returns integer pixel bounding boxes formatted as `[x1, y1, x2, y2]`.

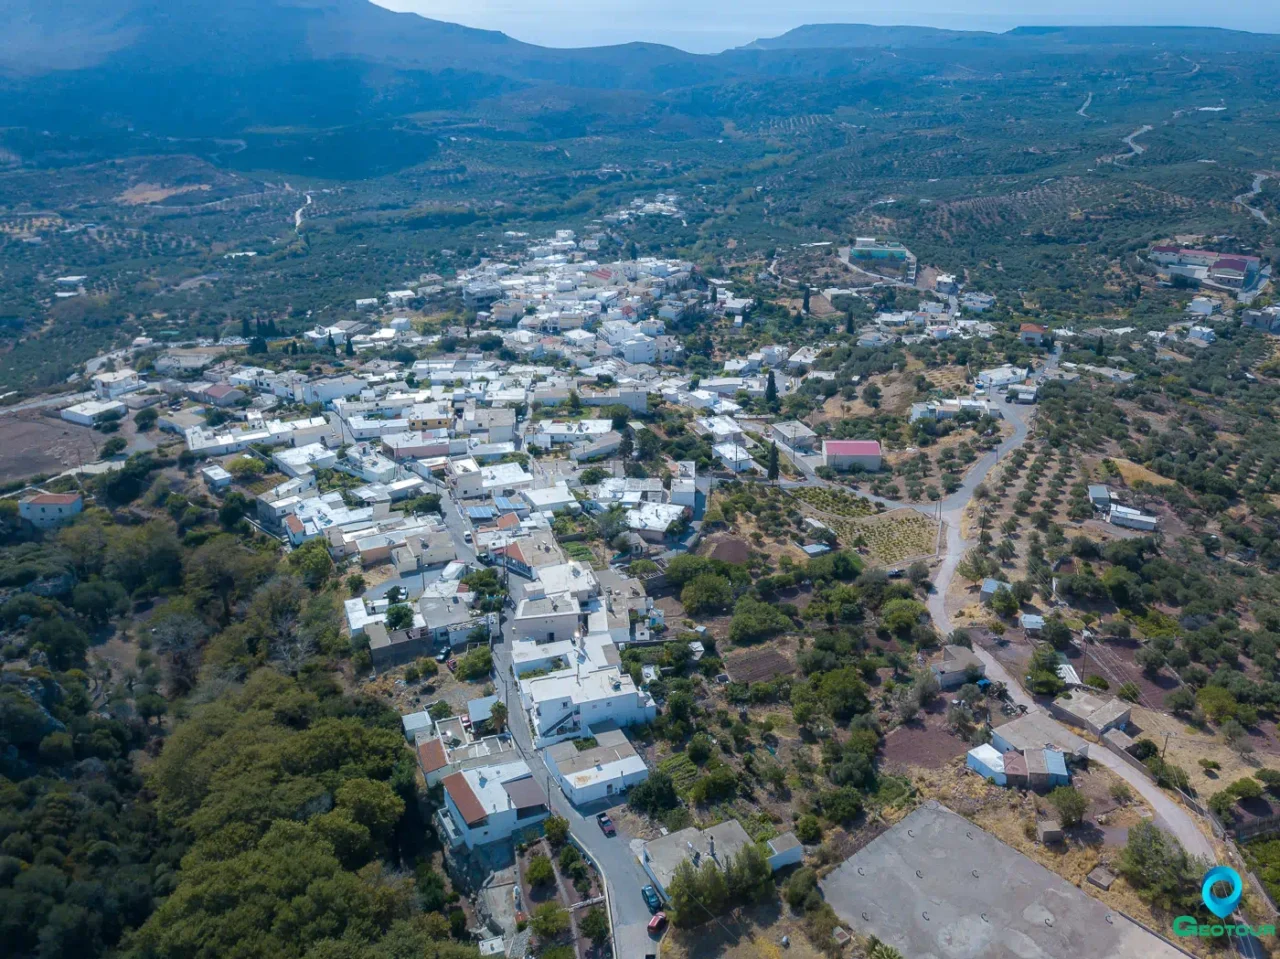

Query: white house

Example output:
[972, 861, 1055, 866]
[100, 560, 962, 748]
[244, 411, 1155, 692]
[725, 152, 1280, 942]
[437, 761, 548, 849]
[1108, 504, 1158, 531]
[61, 399, 125, 426]
[512, 596, 581, 643]
[714, 442, 755, 473]
[545, 727, 649, 805]
[520, 667, 656, 747]
[19, 491, 83, 528]
[822, 439, 882, 472]
[93, 369, 142, 400]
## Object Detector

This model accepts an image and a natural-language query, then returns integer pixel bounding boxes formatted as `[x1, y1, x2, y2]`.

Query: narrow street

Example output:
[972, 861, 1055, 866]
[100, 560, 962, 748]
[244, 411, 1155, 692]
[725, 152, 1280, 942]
[489, 570, 657, 958]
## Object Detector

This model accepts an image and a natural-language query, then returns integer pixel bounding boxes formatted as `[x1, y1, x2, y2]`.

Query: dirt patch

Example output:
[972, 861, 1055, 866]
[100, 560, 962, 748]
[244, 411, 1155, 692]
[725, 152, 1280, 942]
[723, 647, 795, 684]
[881, 710, 970, 770]
[706, 535, 751, 564]
[116, 182, 211, 205]
[661, 899, 826, 959]
[0, 411, 103, 483]
[1110, 458, 1176, 488]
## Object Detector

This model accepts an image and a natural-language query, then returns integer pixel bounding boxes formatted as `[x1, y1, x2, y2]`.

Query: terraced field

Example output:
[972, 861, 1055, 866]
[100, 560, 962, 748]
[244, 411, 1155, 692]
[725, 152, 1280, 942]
[791, 486, 938, 566]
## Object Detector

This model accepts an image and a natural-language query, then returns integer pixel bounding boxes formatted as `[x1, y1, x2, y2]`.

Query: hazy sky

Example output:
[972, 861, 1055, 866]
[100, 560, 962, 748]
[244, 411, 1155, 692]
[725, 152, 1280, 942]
[374, 1, 1280, 52]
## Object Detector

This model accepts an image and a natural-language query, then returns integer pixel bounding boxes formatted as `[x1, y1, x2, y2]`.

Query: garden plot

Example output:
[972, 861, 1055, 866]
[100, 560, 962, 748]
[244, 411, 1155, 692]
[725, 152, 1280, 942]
[789, 485, 877, 518]
[724, 647, 795, 683]
[833, 508, 938, 567]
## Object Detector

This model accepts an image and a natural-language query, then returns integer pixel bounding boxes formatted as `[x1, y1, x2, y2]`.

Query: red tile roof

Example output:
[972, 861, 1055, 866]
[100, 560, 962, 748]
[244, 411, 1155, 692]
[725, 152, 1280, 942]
[284, 514, 304, 534]
[1020, 323, 1047, 334]
[442, 772, 487, 825]
[24, 492, 81, 506]
[823, 440, 882, 456]
[417, 738, 448, 774]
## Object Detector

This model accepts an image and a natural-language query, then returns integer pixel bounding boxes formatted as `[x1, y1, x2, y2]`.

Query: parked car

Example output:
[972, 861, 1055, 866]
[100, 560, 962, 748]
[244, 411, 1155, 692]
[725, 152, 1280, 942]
[641, 885, 661, 912]
[446, 658, 458, 673]
[648, 912, 668, 935]
[596, 813, 615, 837]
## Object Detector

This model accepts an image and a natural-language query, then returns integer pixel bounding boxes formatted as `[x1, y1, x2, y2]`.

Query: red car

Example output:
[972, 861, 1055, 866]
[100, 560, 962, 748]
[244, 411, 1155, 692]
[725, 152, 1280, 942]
[596, 813, 616, 837]
[648, 912, 667, 935]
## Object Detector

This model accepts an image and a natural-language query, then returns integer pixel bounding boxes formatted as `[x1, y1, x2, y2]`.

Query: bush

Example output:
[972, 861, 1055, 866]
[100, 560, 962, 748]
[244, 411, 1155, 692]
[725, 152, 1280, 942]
[794, 814, 822, 844]
[786, 867, 819, 910]
[687, 733, 713, 764]
[455, 646, 493, 681]
[580, 906, 610, 946]
[526, 854, 555, 887]
[629, 771, 679, 816]
[1047, 786, 1087, 827]
[530, 903, 568, 938]
[543, 815, 570, 847]
[689, 766, 738, 805]
[819, 787, 864, 825]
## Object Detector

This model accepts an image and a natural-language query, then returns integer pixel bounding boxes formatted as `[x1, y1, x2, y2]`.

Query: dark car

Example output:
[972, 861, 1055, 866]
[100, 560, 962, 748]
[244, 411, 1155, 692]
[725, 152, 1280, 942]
[596, 812, 616, 837]
[641, 885, 661, 912]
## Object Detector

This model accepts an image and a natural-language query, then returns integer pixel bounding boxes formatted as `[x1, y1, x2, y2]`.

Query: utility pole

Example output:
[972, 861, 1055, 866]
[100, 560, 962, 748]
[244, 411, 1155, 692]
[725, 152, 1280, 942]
[1162, 731, 1171, 761]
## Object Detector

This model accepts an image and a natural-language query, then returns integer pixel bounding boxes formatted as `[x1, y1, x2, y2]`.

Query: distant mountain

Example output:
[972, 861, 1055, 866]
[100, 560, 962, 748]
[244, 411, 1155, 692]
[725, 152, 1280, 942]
[5, 2, 1280, 173]
[738, 23, 997, 50]
[0, 0, 727, 136]
[741, 21, 1280, 53]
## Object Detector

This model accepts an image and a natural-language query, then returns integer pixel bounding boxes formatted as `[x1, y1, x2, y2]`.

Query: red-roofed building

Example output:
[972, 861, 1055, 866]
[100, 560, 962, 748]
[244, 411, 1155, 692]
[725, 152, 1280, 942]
[19, 491, 83, 528]
[1149, 246, 1261, 289]
[822, 439, 882, 472]
[417, 739, 449, 784]
[1019, 323, 1048, 346]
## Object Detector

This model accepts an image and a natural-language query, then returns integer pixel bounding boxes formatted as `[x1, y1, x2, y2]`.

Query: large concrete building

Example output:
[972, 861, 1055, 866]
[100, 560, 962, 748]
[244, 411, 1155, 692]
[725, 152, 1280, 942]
[821, 802, 1188, 959]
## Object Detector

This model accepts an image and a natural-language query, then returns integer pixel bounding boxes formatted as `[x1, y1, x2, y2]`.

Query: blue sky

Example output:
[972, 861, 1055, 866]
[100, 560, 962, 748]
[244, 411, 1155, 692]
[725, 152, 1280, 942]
[374, 1, 1280, 52]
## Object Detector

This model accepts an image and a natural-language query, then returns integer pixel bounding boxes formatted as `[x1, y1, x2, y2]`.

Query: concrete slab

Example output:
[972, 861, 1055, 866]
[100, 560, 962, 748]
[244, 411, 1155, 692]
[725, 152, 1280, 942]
[819, 802, 1188, 959]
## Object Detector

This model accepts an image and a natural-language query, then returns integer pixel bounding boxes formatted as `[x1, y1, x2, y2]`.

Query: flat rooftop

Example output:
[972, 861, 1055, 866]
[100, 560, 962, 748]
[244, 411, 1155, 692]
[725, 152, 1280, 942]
[820, 802, 1186, 959]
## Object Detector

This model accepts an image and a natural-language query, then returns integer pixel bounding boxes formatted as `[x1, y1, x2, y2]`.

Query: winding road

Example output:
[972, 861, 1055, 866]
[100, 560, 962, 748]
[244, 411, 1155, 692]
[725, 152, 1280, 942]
[1076, 92, 1093, 119]
[294, 192, 313, 233]
[1116, 124, 1153, 161]
[1234, 173, 1272, 226]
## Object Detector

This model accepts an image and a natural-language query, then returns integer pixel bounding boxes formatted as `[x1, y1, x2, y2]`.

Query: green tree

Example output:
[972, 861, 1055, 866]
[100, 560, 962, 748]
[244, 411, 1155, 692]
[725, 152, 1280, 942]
[990, 586, 1019, 618]
[543, 815, 570, 847]
[765, 371, 778, 409]
[385, 604, 414, 630]
[1047, 786, 1087, 827]
[530, 902, 569, 938]
[767, 442, 779, 482]
[681, 573, 733, 614]
[1117, 821, 1206, 913]
[526, 854, 555, 887]
[580, 906, 610, 946]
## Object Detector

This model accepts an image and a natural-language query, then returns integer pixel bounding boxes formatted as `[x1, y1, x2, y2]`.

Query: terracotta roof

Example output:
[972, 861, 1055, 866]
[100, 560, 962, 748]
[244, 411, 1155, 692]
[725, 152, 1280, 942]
[495, 512, 520, 530]
[284, 514, 304, 534]
[417, 738, 448, 774]
[1002, 750, 1027, 777]
[1020, 323, 1047, 334]
[501, 776, 546, 810]
[1213, 257, 1249, 272]
[442, 771, 487, 825]
[24, 492, 81, 505]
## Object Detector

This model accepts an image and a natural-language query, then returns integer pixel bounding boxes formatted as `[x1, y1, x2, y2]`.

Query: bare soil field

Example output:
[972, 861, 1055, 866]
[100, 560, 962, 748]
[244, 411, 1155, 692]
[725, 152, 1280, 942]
[723, 647, 795, 684]
[1130, 706, 1280, 800]
[0, 411, 103, 483]
[705, 534, 751, 564]
[880, 703, 970, 770]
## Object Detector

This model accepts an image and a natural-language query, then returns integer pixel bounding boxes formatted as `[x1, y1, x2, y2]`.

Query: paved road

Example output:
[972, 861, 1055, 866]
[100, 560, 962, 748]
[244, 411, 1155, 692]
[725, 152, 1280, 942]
[489, 607, 658, 958]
